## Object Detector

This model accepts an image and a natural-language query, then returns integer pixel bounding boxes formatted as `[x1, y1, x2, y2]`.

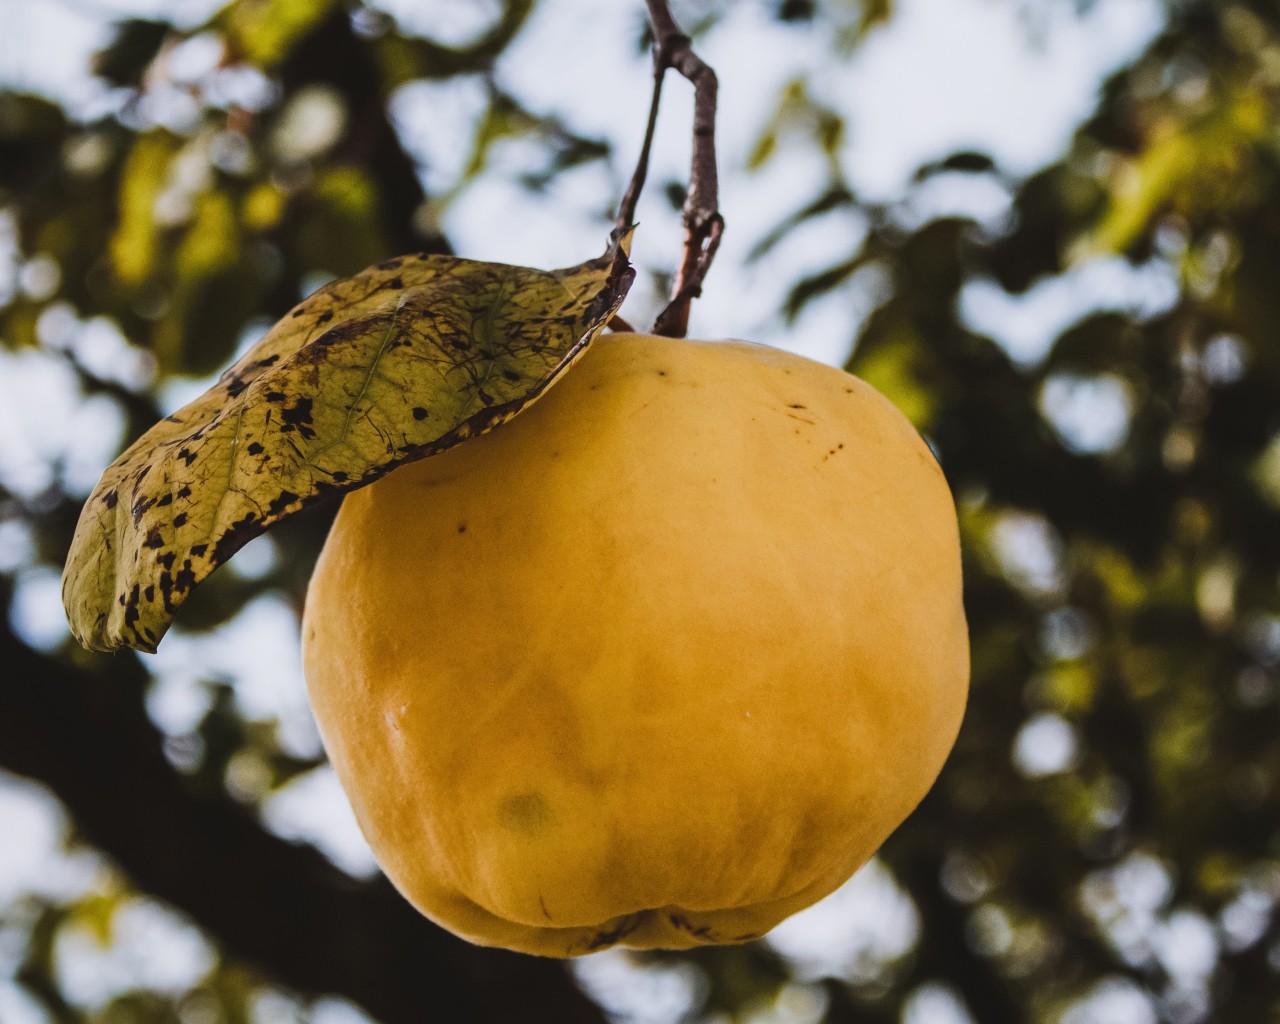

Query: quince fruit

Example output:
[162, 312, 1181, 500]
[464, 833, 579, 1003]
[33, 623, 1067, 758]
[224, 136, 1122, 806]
[302, 332, 968, 957]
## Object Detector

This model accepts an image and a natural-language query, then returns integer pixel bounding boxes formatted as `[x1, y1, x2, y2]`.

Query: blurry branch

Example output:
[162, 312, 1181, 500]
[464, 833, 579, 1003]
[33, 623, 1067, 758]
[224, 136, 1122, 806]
[277, 11, 448, 259]
[892, 845, 1025, 1023]
[0, 607, 604, 1024]
[612, 0, 723, 338]
[373, 0, 533, 84]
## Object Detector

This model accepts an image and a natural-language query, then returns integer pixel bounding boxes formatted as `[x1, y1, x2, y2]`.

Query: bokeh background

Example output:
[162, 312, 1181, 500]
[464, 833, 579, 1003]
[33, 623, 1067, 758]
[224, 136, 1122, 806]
[2, 0, 1279, 1021]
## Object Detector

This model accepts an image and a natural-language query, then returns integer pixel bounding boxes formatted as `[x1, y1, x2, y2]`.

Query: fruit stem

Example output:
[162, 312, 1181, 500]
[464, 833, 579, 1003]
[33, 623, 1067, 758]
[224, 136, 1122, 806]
[611, 0, 723, 339]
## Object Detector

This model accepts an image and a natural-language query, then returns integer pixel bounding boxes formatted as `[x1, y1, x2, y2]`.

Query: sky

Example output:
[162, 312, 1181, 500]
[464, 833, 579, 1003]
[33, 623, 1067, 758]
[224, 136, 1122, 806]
[0, 1, 1182, 1021]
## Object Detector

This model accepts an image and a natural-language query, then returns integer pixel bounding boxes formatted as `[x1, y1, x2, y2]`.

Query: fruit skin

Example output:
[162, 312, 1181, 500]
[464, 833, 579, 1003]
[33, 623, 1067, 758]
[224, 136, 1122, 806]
[302, 333, 969, 957]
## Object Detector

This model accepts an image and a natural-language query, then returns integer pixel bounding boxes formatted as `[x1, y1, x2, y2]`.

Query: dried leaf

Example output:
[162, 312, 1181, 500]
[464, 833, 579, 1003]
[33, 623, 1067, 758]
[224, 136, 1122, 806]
[63, 244, 633, 653]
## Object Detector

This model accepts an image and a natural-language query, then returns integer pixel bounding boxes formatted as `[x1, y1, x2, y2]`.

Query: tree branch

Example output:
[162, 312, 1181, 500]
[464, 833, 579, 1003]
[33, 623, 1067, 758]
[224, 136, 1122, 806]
[0, 609, 604, 1024]
[612, 0, 723, 338]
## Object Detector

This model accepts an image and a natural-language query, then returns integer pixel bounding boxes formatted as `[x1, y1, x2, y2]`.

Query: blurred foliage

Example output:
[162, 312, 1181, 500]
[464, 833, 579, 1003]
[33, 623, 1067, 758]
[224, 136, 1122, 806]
[3, 0, 1280, 1023]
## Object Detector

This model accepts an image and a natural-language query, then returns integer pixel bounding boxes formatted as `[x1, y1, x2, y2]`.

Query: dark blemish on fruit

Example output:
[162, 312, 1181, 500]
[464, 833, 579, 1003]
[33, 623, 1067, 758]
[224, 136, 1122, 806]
[502, 369, 521, 382]
[158, 551, 176, 571]
[498, 792, 552, 834]
[388, 276, 403, 289]
[789, 403, 807, 409]
[177, 448, 197, 466]
[317, 311, 333, 324]
[539, 895, 552, 920]
[585, 914, 643, 952]
[266, 391, 286, 402]
[247, 442, 264, 456]
[131, 496, 156, 524]
[155, 493, 173, 508]
[668, 913, 715, 941]
[331, 471, 348, 482]
[176, 486, 192, 500]
[656, 369, 667, 377]
[103, 489, 118, 509]
[291, 307, 306, 318]
[173, 512, 188, 528]
[378, 258, 403, 271]
[412, 407, 428, 420]
[190, 544, 208, 558]
[144, 585, 154, 603]
[457, 523, 467, 534]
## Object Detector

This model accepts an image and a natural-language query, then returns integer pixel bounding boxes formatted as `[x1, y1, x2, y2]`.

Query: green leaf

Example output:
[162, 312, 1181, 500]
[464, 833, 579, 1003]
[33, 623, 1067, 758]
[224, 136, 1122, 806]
[62, 243, 634, 653]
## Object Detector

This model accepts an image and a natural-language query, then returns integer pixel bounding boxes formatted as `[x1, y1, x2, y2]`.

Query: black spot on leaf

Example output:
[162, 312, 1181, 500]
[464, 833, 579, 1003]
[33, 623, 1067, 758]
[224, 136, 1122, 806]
[266, 491, 299, 516]
[173, 560, 196, 592]
[279, 398, 316, 440]
[211, 513, 258, 564]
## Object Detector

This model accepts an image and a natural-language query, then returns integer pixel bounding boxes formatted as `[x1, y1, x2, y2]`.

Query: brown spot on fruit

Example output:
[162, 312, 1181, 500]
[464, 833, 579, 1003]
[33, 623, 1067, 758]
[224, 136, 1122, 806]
[498, 793, 553, 836]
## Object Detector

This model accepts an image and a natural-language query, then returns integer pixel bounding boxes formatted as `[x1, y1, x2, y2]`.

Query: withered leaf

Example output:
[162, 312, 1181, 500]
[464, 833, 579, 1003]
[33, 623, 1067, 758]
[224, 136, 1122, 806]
[63, 244, 633, 653]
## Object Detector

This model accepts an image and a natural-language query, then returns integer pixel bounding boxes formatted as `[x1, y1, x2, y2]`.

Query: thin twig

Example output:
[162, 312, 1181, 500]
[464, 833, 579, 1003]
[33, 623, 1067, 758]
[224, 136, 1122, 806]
[611, 0, 723, 338]
[611, 38, 667, 247]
